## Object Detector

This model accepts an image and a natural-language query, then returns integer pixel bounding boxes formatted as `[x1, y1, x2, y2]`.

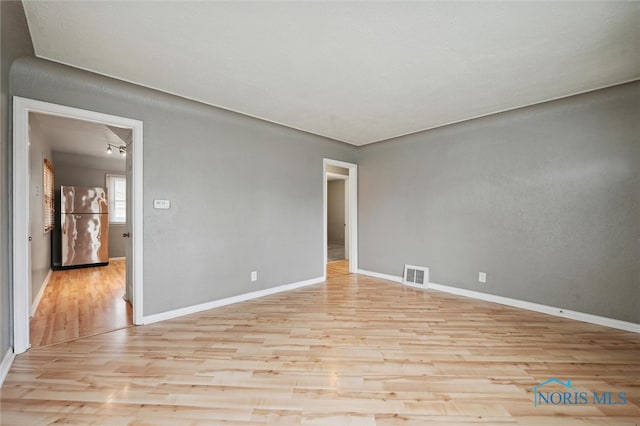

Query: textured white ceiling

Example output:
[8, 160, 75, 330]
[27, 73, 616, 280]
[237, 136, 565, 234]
[30, 112, 130, 160]
[23, 2, 640, 146]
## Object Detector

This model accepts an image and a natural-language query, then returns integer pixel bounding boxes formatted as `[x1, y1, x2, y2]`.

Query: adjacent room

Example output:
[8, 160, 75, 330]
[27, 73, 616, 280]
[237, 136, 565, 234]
[27, 113, 133, 348]
[1, 1, 638, 425]
[325, 163, 351, 277]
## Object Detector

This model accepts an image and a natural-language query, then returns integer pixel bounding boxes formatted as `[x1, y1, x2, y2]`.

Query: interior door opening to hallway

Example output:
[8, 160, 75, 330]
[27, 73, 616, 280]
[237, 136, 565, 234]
[327, 171, 348, 262]
[323, 159, 358, 278]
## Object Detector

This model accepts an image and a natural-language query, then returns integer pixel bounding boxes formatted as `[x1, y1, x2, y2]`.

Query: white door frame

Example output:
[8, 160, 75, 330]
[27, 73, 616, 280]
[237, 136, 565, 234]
[323, 159, 358, 275]
[12, 97, 144, 354]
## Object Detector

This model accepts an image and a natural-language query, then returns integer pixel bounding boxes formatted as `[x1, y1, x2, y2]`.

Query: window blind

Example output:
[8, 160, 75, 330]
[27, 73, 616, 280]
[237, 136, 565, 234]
[43, 158, 55, 233]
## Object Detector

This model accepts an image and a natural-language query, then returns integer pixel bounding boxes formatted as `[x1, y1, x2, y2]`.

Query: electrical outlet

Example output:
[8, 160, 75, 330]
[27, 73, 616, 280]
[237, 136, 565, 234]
[251, 271, 257, 282]
[478, 272, 487, 283]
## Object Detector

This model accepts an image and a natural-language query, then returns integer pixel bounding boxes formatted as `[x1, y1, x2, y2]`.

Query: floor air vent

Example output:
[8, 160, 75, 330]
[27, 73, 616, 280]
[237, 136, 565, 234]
[403, 264, 429, 288]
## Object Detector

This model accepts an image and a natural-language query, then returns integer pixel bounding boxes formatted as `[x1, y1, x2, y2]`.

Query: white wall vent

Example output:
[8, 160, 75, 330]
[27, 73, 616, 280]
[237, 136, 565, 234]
[403, 264, 429, 288]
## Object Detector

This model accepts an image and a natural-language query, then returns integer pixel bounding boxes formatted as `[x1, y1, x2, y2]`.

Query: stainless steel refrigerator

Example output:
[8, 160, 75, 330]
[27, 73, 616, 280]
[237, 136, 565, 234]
[61, 186, 110, 267]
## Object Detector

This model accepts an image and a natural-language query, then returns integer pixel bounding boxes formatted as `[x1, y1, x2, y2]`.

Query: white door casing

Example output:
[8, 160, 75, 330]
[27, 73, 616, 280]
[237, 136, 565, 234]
[125, 137, 133, 303]
[344, 179, 349, 260]
[12, 97, 144, 354]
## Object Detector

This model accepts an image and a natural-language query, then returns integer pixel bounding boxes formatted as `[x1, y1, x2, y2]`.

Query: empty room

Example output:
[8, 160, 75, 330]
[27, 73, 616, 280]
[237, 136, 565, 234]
[1, 1, 638, 425]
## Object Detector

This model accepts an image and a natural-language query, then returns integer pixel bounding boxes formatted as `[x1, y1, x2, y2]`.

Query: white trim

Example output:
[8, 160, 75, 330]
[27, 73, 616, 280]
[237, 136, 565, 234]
[131, 118, 144, 326]
[322, 169, 327, 281]
[356, 269, 640, 333]
[428, 282, 640, 333]
[30, 269, 52, 317]
[12, 97, 145, 354]
[323, 159, 358, 274]
[13, 98, 30, 354]
[0, 348, 16, 387]
[357, 269, 403, 284]
[142, 276, 325, 325]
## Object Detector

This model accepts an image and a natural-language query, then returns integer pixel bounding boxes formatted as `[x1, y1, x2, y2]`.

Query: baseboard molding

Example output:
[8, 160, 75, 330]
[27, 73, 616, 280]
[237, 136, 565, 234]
[142, 276, 325, 325]
[357, 269, 402, 284]
[30, 269, 52, 317]
[0, 348, 16, 388]
[357, 269, 639, 333]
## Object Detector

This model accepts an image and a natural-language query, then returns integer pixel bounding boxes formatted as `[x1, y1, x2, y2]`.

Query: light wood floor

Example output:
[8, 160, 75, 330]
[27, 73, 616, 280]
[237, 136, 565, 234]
[29, 259, 133, 348]
[2, 260, 638, 425]
[327, 259, 350, 278]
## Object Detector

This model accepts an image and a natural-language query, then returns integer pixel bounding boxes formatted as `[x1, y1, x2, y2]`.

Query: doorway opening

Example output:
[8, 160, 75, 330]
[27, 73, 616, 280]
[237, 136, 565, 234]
[327, 169, 348, 260]
[323, 159, 358, 279]
[13, 97, 144, 354]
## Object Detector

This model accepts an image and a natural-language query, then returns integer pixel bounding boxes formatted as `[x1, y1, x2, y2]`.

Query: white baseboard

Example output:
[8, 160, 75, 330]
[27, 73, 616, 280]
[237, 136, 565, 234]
[30, 269, 52, 317]
[142, 276, 325, 325]
[0, 348, 16, 388]
[357, 269, 402, 284]
[357, 269, 639, 333]
[357, 268, 424, 289]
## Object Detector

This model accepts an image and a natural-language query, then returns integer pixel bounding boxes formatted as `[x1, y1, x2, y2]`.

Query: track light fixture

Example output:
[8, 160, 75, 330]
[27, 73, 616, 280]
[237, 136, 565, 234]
[106, 143, 126, 156]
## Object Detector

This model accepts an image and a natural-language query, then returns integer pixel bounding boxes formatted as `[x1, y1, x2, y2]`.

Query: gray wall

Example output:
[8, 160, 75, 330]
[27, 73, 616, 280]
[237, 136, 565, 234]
[53, 152, 127, 262]
[327, 180, 345, 243]
[2, 2, 636, 359]
[358, 82, 640, 323]
[10, 57, 357, 316]
[28, 116, 53, 304]
[1, 1, 34, 358]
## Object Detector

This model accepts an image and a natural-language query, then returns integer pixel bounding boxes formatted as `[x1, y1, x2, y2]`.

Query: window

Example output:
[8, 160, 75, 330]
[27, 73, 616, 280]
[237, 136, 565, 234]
[43, 158, 55, 233]
[106, 174, 126, 224]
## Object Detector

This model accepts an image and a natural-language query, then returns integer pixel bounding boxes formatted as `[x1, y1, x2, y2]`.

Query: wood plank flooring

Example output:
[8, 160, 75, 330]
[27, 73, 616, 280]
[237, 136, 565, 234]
[2, 261, 638, 425]
[326, 259, 350, 278]
[30, 259, 133, 348]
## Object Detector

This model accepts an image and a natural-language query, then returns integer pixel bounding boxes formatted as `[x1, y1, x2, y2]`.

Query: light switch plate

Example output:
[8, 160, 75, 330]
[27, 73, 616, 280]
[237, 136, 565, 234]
[153, 199, 171, 209]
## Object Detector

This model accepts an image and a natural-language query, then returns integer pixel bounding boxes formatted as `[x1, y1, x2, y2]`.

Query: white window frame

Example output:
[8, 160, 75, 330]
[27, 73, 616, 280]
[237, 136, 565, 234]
[106, 173, 126, 224]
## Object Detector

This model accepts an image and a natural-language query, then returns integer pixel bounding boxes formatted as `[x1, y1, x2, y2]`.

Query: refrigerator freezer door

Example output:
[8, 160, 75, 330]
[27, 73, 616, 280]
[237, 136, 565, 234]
[61, 186, 109, 214]
[61, 213, 110, 267]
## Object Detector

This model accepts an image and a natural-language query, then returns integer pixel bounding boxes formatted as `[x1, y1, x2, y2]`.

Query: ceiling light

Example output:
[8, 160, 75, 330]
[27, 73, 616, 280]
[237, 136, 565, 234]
[106, 143, 127, 156]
